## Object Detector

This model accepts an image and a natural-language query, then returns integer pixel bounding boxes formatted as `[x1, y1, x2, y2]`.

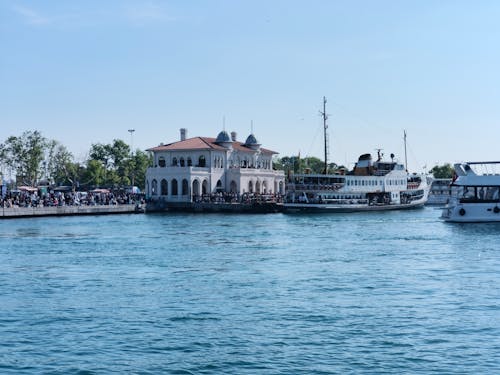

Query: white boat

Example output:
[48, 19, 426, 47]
[283, 152, 429, 213]
[283, 97, 429, 213]
[426, 178, 452, 205]
[441, 162, 500, 222]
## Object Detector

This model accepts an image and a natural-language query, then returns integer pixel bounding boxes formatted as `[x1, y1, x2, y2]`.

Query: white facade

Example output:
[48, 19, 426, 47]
[145, 129, 285, 202]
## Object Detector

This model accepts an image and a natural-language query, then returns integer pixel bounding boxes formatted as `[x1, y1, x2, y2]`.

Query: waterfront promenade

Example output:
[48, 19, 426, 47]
[0, 188, 144, 218]
[0, 204, 142, 218]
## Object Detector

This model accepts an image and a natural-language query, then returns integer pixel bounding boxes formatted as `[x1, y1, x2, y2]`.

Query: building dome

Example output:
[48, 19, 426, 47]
[245, 134, 259, 146]
[215, 130, 232, 144]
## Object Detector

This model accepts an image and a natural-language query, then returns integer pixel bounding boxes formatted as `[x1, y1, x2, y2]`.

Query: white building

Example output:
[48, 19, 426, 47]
[145, 129, 285, 202]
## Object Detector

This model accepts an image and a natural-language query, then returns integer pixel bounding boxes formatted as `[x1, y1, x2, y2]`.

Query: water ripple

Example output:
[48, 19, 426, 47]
[0, 209, 499, 373]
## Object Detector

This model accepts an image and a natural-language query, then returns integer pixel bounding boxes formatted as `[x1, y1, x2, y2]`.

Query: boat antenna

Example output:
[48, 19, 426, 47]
[319, 96, 329, 174]
[404, 130, 408, 172]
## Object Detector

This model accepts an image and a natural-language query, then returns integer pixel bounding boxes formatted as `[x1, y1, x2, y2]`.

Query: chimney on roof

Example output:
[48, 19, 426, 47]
[180, 128, 187, 141]
[231, 131, 237, 142]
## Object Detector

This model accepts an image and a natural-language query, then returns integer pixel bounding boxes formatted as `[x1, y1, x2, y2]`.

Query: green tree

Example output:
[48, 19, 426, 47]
[302, 156, 324, 174]
[109, 139, 130, 171]
[45, 140, 78, 186]
[83, 159, 106, 187]
[274, 155, 341, 175]
[129, 150, 152, 190]
[88, 139, 131, 186]
[1, 131, 47, 186]
[430, 163, 454, 178]
[272, 155, 283, 170]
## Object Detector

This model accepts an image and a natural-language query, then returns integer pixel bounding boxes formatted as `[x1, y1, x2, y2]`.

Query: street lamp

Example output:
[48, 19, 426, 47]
[128, 129, 135, 154]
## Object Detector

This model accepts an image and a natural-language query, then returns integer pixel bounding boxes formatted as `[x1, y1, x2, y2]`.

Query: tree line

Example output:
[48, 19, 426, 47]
[0, 131, 454, 190]
[273, 155, 455, 178]
[0, 130, 151, 190]
[273, 155, 342, 175]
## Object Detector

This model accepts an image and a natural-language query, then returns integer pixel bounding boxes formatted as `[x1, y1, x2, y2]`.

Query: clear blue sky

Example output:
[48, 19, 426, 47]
[1, 0, 500, 172]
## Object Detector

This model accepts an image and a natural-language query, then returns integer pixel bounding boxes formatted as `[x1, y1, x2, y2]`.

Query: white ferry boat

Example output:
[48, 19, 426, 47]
[441, 162, 500, 222]
[426, 178, 452, 205]
[283, 98, 429, 213]
[283, 152, 429, 213]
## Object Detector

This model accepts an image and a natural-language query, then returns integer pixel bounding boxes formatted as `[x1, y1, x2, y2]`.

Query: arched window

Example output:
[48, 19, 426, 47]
[172, 157, 178, 166]
[202, 179, 209, 195]
[182, 179, 189, 195]
[161, 179, 168, 195]
[152, 179, 158, 195]
[216, 179, 223, 192]
[192, 179, 200, 197]
[172, 179, 178, 195]
[187, 157, 192, 167]
[230, 180, 237, 193]
[248, 180, 253, 193]
[255, 180, 261, 193]
[158, 156, 166, 168]
[198, 155, 206, 167]
[180, 157, 185, 167]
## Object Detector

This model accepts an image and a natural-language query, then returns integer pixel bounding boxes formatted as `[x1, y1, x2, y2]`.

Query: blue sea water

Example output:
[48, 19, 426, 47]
[0, 207, 499, 374]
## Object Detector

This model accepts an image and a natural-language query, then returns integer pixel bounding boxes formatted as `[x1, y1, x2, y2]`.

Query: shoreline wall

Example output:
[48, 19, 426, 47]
[0, 204, 142, 219]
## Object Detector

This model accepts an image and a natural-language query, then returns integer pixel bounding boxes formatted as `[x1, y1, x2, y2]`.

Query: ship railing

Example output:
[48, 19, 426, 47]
[407, 182, 421, 190]
[288, 183, 344, 191]
[289, 198, 368, 205]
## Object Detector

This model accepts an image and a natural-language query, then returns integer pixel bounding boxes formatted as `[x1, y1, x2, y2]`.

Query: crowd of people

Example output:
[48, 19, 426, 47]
[191, 192, 283, 204]
[1, 188, 282, 209]
[0, 189, 144, 208]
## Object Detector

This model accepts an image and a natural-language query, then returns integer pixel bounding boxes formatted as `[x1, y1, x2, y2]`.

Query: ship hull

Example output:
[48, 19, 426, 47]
[283, 201, 426, 213]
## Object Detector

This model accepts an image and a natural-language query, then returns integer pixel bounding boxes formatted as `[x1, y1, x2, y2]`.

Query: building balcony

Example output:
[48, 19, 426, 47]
[147, 166, 210, 173]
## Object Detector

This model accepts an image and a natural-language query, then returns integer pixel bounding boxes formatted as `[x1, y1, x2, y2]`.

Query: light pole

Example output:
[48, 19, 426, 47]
[128, 129, 135, 187]
[128, 129, 135, 154]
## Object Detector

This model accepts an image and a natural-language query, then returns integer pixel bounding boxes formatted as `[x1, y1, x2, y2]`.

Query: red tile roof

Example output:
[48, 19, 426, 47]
[147, 137, 278, 155]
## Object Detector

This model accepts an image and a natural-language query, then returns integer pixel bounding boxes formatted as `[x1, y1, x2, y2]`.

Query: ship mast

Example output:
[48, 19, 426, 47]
[320, 96, 329, 174]
[404, 130, 408, 172]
